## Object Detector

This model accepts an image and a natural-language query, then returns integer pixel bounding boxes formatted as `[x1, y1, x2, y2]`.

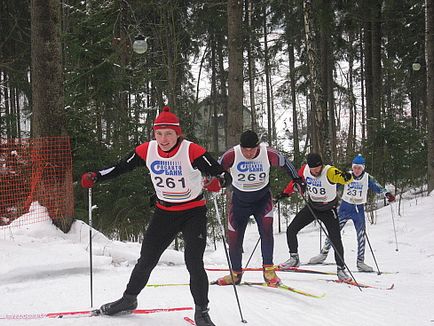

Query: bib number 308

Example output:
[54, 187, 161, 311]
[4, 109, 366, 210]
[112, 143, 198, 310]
[308, 186, 326, 195]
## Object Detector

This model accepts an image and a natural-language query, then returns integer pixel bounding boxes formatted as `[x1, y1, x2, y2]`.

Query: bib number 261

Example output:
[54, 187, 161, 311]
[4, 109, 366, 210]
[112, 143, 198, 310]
[155, 176, 186, 188]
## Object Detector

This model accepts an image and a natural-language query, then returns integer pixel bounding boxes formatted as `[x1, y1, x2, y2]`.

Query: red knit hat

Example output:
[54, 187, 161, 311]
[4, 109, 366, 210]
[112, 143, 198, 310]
[153, 106, 182, 135]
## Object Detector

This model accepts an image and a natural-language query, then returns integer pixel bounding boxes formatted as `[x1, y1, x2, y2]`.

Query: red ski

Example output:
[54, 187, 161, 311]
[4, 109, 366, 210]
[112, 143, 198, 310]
[326, 279, 395, 290]
[184, 316, 196, 325]
[206, 266, 336, 275]
[0, 307, 193, 320]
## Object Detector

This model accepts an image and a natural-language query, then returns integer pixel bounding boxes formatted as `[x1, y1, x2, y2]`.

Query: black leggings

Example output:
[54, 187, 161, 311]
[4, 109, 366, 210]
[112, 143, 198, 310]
[125, 205, 209, 306]
[286, 205, 345, 267]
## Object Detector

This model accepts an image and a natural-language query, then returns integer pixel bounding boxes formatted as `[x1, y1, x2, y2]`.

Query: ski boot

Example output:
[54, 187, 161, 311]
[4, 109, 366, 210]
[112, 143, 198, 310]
[337, 266, 352, 282]
[357, 261, 374, 272]
[278, 253, 300, 270]
[263, 265, 281, 287]
[100, 293, 137, 315]
[308, 250, 329, 265]
[215, 270, 242, 285]
[194, 305, 216, 326]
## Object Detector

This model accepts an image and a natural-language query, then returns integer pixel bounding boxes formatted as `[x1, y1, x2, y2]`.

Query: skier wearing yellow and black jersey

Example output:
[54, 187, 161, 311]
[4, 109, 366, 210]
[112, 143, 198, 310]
[277, 153, 354, 281]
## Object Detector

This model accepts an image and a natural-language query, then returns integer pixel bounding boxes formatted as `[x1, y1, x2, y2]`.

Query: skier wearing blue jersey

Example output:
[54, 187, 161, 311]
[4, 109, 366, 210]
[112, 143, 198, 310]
[308, 154, 396, 271]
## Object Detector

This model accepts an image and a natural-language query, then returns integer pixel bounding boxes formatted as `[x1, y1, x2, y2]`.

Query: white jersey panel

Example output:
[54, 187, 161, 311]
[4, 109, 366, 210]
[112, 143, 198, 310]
[342, 172, 369, 204]
[146, 140, 203, 202]
[303, 165, 337, 202]
[230, 144, 270, 192]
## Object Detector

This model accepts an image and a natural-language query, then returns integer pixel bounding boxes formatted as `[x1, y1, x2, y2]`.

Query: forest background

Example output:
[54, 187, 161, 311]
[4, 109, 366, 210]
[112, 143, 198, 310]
[0, 0, 433, 243]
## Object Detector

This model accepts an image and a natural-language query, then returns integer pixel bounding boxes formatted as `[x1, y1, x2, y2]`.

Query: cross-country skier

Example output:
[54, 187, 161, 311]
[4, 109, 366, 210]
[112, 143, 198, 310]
[308, 154, 396, 272]
[81, 106, 232, 326]
[277, 153, 354, 281]
[208, 130, 304, 286]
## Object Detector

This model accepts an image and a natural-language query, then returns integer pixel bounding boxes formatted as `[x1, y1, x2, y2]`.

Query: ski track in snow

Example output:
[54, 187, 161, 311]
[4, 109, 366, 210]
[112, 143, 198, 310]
[0, 193, 433, 325]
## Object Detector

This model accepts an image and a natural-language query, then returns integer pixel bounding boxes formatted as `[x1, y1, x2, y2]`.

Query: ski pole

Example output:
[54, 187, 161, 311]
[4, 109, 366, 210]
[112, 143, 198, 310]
[88, 188, 94, 307]
[389, 203, 399, 251]
[364, 226, 382, 275]
[319, 224, 322, 252]
[299, 194, 362, 291]
[244, 237, 260, 270]
[88, 188, 98, 307]
[212, 195, 247, 323]
[277, 201, 281, 233]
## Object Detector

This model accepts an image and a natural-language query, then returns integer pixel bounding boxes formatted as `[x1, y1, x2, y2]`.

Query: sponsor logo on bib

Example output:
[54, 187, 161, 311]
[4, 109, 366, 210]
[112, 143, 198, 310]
[150, 160, 182, 176]
[237, 161, 264, 172]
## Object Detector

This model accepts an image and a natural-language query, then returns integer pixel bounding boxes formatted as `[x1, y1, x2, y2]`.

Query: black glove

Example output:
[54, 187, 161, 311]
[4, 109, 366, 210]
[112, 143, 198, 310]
[385, 192, 396, 202]
[217, 171, 232, 188]
[273, 192, 289, 204]
[293, 178, 306, 193]
[342, 171, 352, 182]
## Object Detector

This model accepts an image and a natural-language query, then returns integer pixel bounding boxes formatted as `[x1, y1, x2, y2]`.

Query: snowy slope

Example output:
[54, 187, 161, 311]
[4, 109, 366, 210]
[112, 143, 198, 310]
[0, 193, 433, 326]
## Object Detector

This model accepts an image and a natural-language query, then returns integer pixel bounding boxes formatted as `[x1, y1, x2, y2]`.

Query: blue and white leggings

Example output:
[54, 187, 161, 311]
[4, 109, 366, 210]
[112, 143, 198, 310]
[322, 201, 366, 262]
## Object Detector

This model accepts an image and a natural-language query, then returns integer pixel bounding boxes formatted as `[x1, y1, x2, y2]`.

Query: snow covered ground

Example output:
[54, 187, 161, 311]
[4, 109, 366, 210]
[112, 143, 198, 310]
[1, 192, 433, 326]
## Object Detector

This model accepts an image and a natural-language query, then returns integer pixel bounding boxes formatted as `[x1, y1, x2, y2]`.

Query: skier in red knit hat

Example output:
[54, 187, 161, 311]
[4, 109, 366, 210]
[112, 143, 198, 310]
[152, 105, 182, 135]
[81, 106, 230, 326]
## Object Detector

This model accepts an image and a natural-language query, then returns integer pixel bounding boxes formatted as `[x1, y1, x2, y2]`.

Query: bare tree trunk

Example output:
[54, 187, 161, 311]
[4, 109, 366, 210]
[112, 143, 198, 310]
[426, 0, 434, 193]
[217, 33, 228, 143]
[304, 93, 311, 154]
[227, 0, 244, 147]
[116, 0, 130, 148]
[285, 3, 300, 163]
[96, 99, 103, 144]
[263, 4, 272, 143]
[360, 28, 366, 141]
[31, 0, 65, 136]
[371, 0, 383, 177]
[303, 0, 324, 155]
[161, 6, 178, 109]
[364, 20, 374, 155]
[288, 44, 300, 163]
[15, 87, 21, 137]
[31, 0, 72, 233]
[327, 51, 337, 163]
[246, 0, 257, 131]
[346, 33, 355, 162]
[9, 87, 17, 137]
[5, 76, 11, 137]
[210, 35, 219, 154]
[271, 82, 277, 144]
[319, 2, 334, 162]
[192, 45, 209, 131]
